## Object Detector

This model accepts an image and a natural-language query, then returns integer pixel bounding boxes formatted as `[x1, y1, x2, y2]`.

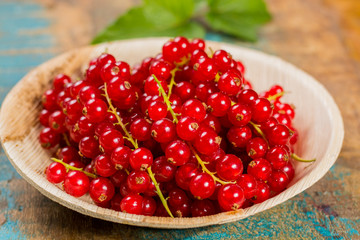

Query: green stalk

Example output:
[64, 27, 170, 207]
[51, 158, 97, 178]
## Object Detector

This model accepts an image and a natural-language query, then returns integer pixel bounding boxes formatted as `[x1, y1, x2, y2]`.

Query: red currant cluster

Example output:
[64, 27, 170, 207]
[39, 37, 314, 218]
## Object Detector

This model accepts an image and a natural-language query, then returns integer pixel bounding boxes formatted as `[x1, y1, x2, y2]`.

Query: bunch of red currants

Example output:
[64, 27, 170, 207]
[39, 36, 311, 218]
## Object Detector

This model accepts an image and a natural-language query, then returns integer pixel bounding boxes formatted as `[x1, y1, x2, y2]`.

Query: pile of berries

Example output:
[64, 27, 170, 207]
[40, 36, 313, 218]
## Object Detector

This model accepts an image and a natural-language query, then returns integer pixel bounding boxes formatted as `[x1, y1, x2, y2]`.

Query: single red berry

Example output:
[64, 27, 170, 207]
[77, 116, 95, 137]
[149, 60, 172, 80]
[109, 169, 127, 187]
[195, 82, 218, 102]
[83, 99, 108, 123]
[227, 126, 252, 148]
[70, 80, 87, 98]
[206, 92, 231, 117]
[252, 180, 270, 204]
[189, 173, 215, 199]
[63, 170, 90, 197]
[176, 116, 199, 141]
[190, 38, 205, 51]
[174, 81, 195, 101]
[227, 103, 252, 127]
[89, 177, 115, 203]
[127, 170, 150, 193]
[218, 184, 245, 211]
[110, 146, 132, 170]
[213, 50, 233, 73]
[110, 193, 123, 211]
[39, 109, 51, 127]
[46, 162, 66, 184]
[192, 57, 218, 83]
[64, 99, 82, 122]
[151, 119, 176, 143]
[129, 147, 153, 171]
[94, 121, 115, 137]
[58, 146, 80, 163]
[267, 124, 292, 146]
[48, 110, 66, 133]
[162, 40, 183, 63]
[120, 193, 143, 215]
[194, 126, 221, 155]
[152, 156, 177, 182]
[148, 101, 167, 121]
[144, 75, 168, 96]
[268, 170, 289, 192]
[130, 118, 152, 141]
[42, 89, 59, 111]
[266, 146, 289, 169]
[218, 70, 242, 96]
[216, 154, 243, 181]
[168, 188, 189, 208]
[142, 196, 157, 216]
[53, 74, 71, 92]
[79, 135, 100, 159]
[99, 129, 124, 153]
[251, 98, 273, 123]
[201, 113, 222, 133]
[107, 77, 132, 101]
[247, 158, 273, 181]
[39, 127, 60, 149]
[165, 140, 190, 166]
[279, 161, 295, 181]
[237, 174, 257, 199]
[78, 85, 101, 105]
[181, 99, 206, 122]
[101, 61, 130, 82]
[246, 137, 268, 159]
[94, 154, 117, 177]
[238, 89, 258, 106]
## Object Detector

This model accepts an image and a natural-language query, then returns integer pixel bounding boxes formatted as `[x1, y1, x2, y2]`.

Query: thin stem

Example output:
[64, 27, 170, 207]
[147, 167, 174, 218]
[291, 153, 316, 162]
[167, 68, 179, 99]
[153, 74, 179, 123]
[103, 83, 138, 149]
[62, 133, 71, 147]
[267, 91, 285, 102]
[249, 121, 269, 145]
[51, 158, 97, 178]
[189, 144, 234, 185]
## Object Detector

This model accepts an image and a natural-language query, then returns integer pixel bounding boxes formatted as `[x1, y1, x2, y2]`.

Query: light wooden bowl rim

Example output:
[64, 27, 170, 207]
[0, 38, 344, 229]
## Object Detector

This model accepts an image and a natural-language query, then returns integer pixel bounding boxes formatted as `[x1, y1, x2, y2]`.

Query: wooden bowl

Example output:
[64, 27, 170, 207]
[0, 38, 344, 228]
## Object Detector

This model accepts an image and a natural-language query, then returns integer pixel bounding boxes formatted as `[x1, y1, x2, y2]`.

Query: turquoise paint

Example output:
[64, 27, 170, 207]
[205, 32, 223, 42]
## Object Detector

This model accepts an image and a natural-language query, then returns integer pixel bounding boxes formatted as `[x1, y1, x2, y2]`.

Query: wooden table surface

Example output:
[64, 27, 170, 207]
[0, 0, 359, 239]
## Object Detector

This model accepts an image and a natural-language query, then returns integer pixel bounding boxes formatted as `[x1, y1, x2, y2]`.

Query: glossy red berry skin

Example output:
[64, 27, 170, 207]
[101, 61, 130, 82]
[237, 174, 257, 199]
[151, 119, 176, 143]
[268, 170, 289, 192]
[189, 173, 215, 199]
[252, 180, 270, 204]
[109, 170, 127, 187]
[162, 40, 183, 63]
[216, 154, 243, 181]
[94, 121, 115, 137]
[206, 92, 231, 117]
[267, 124, 291, 146]
[107, 77, 132, 101]
[142, 196, 157, 216]
[175, 163, 200, 191]
[191, 199, 216, 217]
[193, 57, 218, 83]
[63, 171, 90, 197]
[280, 162, 295, 181]
[130, 118, 152, 141]
[127, 170, 150, 193]
[53, 74, 71, 92]
[218, 70, 242, 96]
[89, 177, 115, 203]
[176, 116, 199, 141]
[194, 127, 221, 156]
[46, 162, 66, 184]
[165, 140, 190, 166]
[99, 129, 124, 153]
[110, 193, 123, 211]
[79, 136, 100, 159]
[190, 38, 205, 51]
[48, 110, 66, 133]
[64, 99, 82, 122]
[77, 116, 95, 136]
[213, 50, 232, 73]
[58, 146, 80, 163]
[148, 101, 167, 121]
[144, 75, 168, 96]
[149, 60, 172, 80]
[168, 188, 189, 208]
[110, 146, 131, 170]
[227, 126, 252, 148]
[238, 89, 258, 106]
[174, 81, 195, 101]
[129, 147, 153, 171]
[251, 98, 273, 123]
[39, 109, 51, 127]
[246, 137, 268, 159]
[78, 85, 101, 105]
[94, 154, 117, 177]
[83, 99, 108, 123]
[227, 104, 252, 127]
[181, 99, 206, 122]
[120, 193, 143, 215]
[201, 113, 222, 134]
[218, 184, 245, 211]
[152, 156, 177, 182]
[266, 146, 289, 169]
[70, 80, 87, 98]
[39, 127, 60, 149]
[42, 89, 59, 111]
[247, 158, 273, 181]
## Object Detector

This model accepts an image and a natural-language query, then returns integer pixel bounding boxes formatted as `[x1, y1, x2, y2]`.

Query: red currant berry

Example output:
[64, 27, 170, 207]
[218, 70, 242, 96]
[279, 161, 295, 181]
[79, 136, 100, 158]
[107, 77, 132, 101]
[174, 81, 195, 101]
[129, 147, 153, 171]
[39, 127, 60, 149]
[53, 74, 71, 92]
[176, 116, 199, 141]
[175, 163, 200, 191]
[189, 173, 215, 199]
[194, 126, 221, 155]
[142, 196, 157, 216]
[213, 50, 233, 73]
[216, 154, 243, 181]
[247, 158, 273, 181]
[266, 146, 289, 169]
[127, 170, 150, 193]
[201, 113, 222, 133]
[252, 180, 270, 204]
[46, 162, 66, 184]
[110, 193, 123, 211]
[149, 60, 172, 80]
[165, 140, 190, 166]
[246, 137, 268, 159]
[151, 119, 176, 143]
[237, 174, 257, 199]
[181, 99, 206, 122]
[48, 110, 66, 133]
[268, 170, 289, 192]
[190, 38, 205, 51]
[120, 193, 143, 215]
[39, 109, 51, 127]
[109, 169, 127, 187]
[148, 101, 167, 121]
[191, 199, 216, 217]
[152, 156, 177, 182]
[251, 98, 273, 123]
[99, 129, 124, 153]
[83, 99, 108, 123]
[227, 103, 252, 127]
[218, 184, 245, 211]
[130, 118, 152, 141]
[110, 146, 131, 170]
[238, 89, 258, 106]
[89, 177, 115, 203]
[42, 89, 59, 111]
[226, 126, 252, 148]
[63, 170, 90, 197]
[94, 154, 116, 177]
[58, 146, 80, 163]
[78, 85, 101, 105]
[267, 124, 291, 146]
[195, 82, 218, 102]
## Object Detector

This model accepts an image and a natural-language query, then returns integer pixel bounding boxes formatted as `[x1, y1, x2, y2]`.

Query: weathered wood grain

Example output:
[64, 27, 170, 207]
[0, 0, 359, 239]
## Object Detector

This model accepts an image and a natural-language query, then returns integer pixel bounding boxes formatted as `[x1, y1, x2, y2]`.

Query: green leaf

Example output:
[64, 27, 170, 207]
[205, 0, 271, 41]
[143, 0, 195, 28]
[92, 7, 205, 44]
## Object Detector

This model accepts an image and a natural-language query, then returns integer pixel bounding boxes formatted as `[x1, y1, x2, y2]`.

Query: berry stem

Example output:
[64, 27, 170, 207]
[291, 153, 316, 162]
[147, 167, 174, 218]
[51, 157, 97, 178]
[103, 83, 139, 149]
[267, 91, 285, 102]
[167, 67, 179, 99]
[248, 121, 269, 145]
[189, 144, 234, 185]
[62, 133, 71, 147]
[152, 74, 179, 123]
